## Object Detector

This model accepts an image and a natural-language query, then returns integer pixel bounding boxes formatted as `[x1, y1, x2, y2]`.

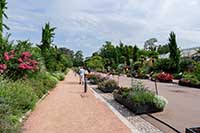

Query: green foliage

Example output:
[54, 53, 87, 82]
[52, 72, 65, 81]
[0, 78, 38, 117]
[39, 22, 56, 54]
[153, 95, 168, 110]
[118, 81, 167, 110]
[0, 71, 60, 130]
[144, 38, 157, 51]
[154, 58, 171, 72]
[180, 58, 194, 72]
[85, 55, 104, 71]
[88, 74, 108, 84]
[168, 32, 181, 73]
[132, 45, 139, 62]
[157, 44, 169, 55]
[130, 90, 155, 106]
[73, 50, 84, 67]
[97, 79, 118, 91]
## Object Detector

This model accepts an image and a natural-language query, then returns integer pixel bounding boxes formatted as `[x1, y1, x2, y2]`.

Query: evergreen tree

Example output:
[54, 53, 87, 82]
[168, 32, 180, 72]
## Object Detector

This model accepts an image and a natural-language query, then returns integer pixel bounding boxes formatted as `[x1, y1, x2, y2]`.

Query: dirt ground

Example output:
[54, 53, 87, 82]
[22, 71, 130, 133]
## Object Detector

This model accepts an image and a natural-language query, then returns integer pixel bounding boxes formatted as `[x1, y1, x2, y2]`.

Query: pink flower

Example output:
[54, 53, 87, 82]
[18, 58, 23, 63]
[4, 52, 10, 61]
[0, 64, 7, 73]
[4, 50, 15, 61]
[18, 63, 33, 70]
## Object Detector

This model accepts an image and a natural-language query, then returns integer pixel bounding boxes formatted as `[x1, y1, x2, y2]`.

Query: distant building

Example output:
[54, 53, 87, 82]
[159, 47, 200, 59]
[181, 47, 200, 57]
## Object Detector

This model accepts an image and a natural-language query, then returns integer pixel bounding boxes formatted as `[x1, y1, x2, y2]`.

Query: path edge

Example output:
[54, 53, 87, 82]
[89, 86, 141, 133]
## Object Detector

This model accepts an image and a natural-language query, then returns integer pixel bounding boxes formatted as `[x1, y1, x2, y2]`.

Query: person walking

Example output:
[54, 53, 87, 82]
[79, 67, 85, 85]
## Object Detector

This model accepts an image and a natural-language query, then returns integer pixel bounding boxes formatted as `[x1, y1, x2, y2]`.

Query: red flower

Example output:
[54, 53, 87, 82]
[157, 72, 173, 82]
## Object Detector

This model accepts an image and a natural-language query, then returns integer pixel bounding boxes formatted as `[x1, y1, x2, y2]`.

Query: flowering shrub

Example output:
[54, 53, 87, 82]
[157, 72, 173, 82]
[0, 64, 7, 73]
[4, 50, 15, 61]
[1, 50, 39, 79]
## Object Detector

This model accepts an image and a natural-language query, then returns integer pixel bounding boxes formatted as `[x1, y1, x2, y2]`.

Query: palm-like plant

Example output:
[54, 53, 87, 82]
[0, 0, 9, 43]
[39, 22, 56, 54]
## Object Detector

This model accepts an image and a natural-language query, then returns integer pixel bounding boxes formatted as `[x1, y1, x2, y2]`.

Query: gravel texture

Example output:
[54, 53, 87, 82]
[92, 87, 163, 133]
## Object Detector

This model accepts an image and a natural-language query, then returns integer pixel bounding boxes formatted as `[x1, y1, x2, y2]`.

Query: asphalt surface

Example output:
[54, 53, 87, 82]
[112, 75, 200, 133]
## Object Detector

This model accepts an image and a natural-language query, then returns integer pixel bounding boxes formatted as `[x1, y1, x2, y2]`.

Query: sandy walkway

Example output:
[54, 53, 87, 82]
[22, 71, 130, 133]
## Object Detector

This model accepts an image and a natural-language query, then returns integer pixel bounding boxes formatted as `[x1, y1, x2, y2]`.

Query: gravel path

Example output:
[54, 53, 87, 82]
[22, 71, 130, 133]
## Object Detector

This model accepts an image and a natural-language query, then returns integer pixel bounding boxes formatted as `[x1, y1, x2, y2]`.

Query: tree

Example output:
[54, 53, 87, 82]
[132, 45, 139, 62]
[38, 22, 56, 55]
[168, 32, 180, 73]
[157, 44, 169, 55]
[59, 47, 74, 59]
[73, 50, 84, 67]
[144, 38, 157, 51]
[85, 55, 104, 71]
[0, 0, 9, 44]
[99, 41, 117, 70]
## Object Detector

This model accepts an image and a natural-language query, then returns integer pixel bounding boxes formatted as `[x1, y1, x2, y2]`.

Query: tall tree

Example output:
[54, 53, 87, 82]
[39, 22, 56, 54]
[73, 50, 84, 67]
[144, 38, 157, 51]
[168, 32, 180, 72]
[132, 45, 139, 62]
[0, 0, 9, 44]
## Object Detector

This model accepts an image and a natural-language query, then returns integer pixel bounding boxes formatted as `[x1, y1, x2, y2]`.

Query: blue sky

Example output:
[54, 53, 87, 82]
[5, 0, 200, 56]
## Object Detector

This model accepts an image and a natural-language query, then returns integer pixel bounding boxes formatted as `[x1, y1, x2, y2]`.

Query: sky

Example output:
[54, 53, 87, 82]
[5, 0, 200, 57]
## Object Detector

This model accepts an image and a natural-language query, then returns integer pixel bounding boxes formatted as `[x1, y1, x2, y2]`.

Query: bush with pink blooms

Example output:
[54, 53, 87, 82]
[1, 50, 39, 79]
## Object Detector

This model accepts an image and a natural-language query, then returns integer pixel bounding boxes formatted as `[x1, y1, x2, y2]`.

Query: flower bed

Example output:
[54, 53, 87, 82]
[156, 72, 173, 83]
[179, 79, 200, 89]
[113, 82, 167, 114]
[179, 73, 200, 89]
[97, 79, 118, 93]
[87, 74, 108, 85]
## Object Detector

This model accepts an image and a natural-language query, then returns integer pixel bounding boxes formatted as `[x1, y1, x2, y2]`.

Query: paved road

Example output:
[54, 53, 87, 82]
[113, 75, 200, 133]
[22, 71, 130, 133]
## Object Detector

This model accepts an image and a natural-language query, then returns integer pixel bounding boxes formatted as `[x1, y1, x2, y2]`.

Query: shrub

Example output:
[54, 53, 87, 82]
[173, 73, 182, 79]
[180, 73, 200, 87]
[180, 58, 194, 72]
[1, 50, 39, 80]
[151, 73, 159, 80]
[27, 72, 58, 98]
[130, 90, 155, 106]
[88, 74, 108, 84]
[157, 72, 173, 82]
[154, 58, 172, 72]
[153, 95, 168, 110]
[114, 81, 168, 111]
[0, 80, 38, 115]
[97, 79, 118, 92]
[52, 72, 65, 81]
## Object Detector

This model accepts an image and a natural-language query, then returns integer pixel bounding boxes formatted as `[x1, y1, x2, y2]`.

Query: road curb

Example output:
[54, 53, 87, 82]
[89, 86, 141, 133]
